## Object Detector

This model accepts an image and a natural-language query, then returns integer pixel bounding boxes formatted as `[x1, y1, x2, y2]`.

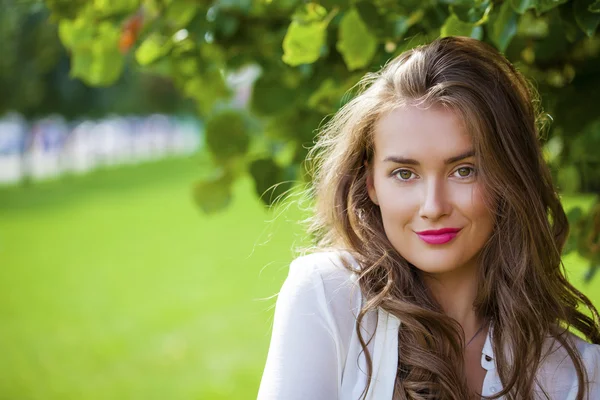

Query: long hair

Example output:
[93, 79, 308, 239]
[306, 36, 600, 399]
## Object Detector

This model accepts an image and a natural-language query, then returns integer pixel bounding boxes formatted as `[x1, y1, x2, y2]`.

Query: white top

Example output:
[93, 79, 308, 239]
[257, 251, 600, 400]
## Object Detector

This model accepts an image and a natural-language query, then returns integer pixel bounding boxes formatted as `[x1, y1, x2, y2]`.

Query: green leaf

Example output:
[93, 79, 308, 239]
[192, 172, 233, 214]
[251, 74, 297, 116]
[173, 54, 199, 78]
[214, 13, 240, 38]
[535, 0, 570, 14]
[574, 0, 600, 36]
[471, 26, 484, 39]
[393, 15, 411, 38]
[319, 0, 350, 8]
[46, 0, 88, 19]
[489, 0, 519, 52]
[567, 206, 585, 223]
[510, 0, 535, 14]
[282, 4, 331, 66]
[249, 158, 294, 206]
[93, 0, 139, 16]
[517, 10, 550, 37]
[71, 49, 124, 86]
[204, 109, 250, 161]
[355, 1, 383, 30]
[60, 19, 125, 86]
[337, 8, 378, 71]
[218, 0, 253, 13]
[58, 16, 94, 49]
[306, 77, 359, 113]
[393, 10, 425, 39]
[176, 42, 229, 114]
[451, 1, 492, 23]
[183, 68, 230, 115]
[441, 14, 478, 37]
[293, 2, 328, 23]
[558, 164, 581, 194]
[542, 136, 563, 164]
[438, 0, 477, 5]
[590, 0, 600, 12]
[264, 109, 322, 142]
[165, 0, 199, 29]
[135, 33, 173, 66]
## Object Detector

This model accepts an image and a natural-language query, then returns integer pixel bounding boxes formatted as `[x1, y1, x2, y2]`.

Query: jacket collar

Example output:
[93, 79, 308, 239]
[481, 325, 496, 371]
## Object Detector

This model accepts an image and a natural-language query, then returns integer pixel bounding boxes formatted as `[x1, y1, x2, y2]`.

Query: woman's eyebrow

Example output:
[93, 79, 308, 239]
[383, 149, 475, 165]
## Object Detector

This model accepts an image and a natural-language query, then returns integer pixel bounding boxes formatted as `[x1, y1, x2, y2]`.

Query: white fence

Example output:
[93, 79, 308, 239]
[0, 113, 202, 185]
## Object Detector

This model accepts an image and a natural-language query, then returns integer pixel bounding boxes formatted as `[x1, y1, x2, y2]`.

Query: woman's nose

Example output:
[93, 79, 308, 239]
[419, 179, 451, 220]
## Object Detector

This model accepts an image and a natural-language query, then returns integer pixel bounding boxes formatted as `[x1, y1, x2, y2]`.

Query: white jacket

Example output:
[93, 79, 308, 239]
[258, 251, 600, 399]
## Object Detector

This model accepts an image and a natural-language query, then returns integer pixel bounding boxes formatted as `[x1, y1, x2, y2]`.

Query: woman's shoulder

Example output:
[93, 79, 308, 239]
[289, 250, 360, 280]
[542, 330, 600, 364]
[553, 331, 600, 365]
[259, 251, 374, 399]
[283, 250, 367, 335]
[536, 330, 600, 396]
[570, 332, 600, 369]
[285, 250, 363, 306]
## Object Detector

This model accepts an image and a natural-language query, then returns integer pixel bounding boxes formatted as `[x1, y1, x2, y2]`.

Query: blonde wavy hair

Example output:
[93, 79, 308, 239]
[306, 36, 600, 399]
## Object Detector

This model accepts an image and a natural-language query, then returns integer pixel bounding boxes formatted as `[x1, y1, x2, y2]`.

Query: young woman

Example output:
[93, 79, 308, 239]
[257, 36, 600, 399]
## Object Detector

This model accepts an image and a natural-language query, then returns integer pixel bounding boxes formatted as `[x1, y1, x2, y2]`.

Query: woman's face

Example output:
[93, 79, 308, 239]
[367, 105, 495, 277]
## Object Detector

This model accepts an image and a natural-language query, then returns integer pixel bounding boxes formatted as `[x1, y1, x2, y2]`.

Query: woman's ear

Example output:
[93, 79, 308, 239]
[365, 162, 379, 205]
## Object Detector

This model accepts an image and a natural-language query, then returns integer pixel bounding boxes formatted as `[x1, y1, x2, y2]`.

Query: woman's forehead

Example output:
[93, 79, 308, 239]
[372, 105, 474, 163]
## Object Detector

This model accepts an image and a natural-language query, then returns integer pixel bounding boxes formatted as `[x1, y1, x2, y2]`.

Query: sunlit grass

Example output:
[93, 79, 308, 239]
[0, 158, 307, 400]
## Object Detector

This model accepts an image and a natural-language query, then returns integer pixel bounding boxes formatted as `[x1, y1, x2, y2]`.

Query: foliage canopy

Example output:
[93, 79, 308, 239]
[30, 0, 600, 279]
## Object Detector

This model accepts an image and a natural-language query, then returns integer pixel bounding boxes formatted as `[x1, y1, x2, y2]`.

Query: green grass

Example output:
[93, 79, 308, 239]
[0, 158, 598, 400]
[0, 158, 307, 400]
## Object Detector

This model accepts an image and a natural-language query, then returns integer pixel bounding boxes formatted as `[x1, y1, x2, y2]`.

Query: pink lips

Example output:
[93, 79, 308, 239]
[416, 227, 461, 245]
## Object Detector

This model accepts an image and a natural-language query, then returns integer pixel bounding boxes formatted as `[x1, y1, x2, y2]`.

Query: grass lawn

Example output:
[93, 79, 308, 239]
[0, 157, 598, 400]
[0, 157, 307, 400]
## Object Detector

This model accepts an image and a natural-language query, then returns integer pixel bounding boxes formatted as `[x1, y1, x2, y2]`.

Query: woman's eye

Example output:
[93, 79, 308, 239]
[394, 169, 414, 181]
[454, 167, 475, 178]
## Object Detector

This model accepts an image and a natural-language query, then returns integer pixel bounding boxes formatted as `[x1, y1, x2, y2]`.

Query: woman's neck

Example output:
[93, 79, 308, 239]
[422, 263, 482, 335]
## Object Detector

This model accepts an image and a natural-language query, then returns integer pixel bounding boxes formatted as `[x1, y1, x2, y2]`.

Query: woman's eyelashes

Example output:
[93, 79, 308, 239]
[452, 166, 477, 180]
[391, 165, 477, 182]
[392, 169, 417, 181]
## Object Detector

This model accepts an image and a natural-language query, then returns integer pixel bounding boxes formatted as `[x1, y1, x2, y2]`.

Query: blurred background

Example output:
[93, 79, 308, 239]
[1, 0, 600, 399]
